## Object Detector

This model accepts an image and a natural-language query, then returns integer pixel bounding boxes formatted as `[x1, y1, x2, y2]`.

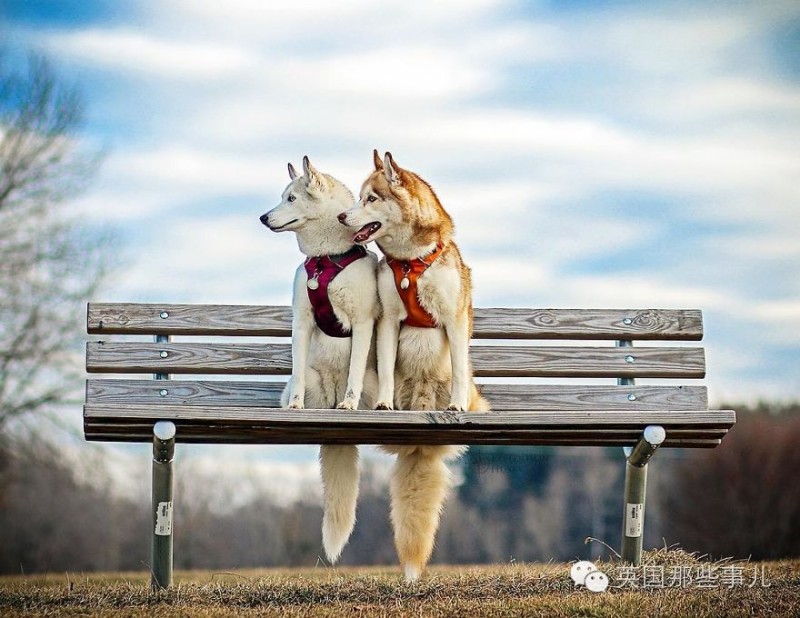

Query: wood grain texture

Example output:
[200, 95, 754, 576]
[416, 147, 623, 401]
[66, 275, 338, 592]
[83, 403, 732, 447]
[86, 380, 708, 411]
[87, 303, 294, 337]
[87, 304, 703, 341]
[83, 421, 722, 448]
[84, 404, 735, 428]
[471, 308, 703, 341]
[86, 342, 706, 378]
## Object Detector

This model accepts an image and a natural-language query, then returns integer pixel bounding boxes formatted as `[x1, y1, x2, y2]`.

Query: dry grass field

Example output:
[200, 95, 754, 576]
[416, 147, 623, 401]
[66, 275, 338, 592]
[1, 550, 798, 617]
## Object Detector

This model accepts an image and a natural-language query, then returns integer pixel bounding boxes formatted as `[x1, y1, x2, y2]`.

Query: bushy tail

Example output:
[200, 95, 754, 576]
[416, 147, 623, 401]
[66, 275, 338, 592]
[319, 445, 360, 563]
[389, 446, 453, 582]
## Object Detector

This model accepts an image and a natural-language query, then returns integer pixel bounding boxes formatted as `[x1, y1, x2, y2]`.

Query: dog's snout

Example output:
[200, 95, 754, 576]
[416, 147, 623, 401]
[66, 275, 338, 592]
[259, 213, 270, 226]
[337, 212, 348, 224]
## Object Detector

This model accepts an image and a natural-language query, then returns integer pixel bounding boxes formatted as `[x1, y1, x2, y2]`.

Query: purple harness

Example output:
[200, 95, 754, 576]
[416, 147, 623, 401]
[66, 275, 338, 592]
[303, 245, 367, 338]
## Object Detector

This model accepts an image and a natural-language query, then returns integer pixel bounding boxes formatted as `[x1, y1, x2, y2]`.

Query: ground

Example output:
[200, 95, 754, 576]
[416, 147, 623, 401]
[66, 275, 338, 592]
[1, 550, 798, 617]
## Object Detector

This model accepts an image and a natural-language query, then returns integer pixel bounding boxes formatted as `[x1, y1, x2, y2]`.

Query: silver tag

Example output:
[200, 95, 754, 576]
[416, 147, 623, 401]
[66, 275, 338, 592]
[400, 277, 410, 290]
[307, 277, 319, 290]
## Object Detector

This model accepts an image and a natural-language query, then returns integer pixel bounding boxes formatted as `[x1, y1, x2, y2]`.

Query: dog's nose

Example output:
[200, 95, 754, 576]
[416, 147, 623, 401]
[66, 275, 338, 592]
[259, 213, 269, 225]
[337, 212, 348, 224]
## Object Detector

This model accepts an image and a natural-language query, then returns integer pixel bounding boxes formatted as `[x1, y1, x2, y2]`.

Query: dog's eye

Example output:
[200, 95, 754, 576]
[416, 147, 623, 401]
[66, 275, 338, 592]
[367, 195, 377, 203]
[287, 194, 296, 202]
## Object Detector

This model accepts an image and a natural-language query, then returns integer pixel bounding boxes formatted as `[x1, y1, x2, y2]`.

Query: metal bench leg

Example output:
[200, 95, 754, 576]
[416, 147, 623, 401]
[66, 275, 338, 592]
[621, 425, 665, 565]
[151, 421, 176, 590]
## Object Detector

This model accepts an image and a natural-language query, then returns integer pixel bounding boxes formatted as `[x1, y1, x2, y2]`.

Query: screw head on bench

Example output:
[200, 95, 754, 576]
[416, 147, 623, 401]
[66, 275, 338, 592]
[623, 317, 633, 325]
[625, 355, 635, 363]
[627, 393, 637, 401]
[159, 389, 168, 397]
[160, 350, 168, 358]
[160, 311, 169, 319]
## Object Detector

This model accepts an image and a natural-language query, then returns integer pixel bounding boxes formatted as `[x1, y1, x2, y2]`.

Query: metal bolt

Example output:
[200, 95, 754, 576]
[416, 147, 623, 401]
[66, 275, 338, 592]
[160, 311, 169, 319]
[627, 393, 637, 401]
[625, 355, 635, 363]
[160, 350, 168, 358]
[623, 317, 633, 325]
[159, 389, 168, 397]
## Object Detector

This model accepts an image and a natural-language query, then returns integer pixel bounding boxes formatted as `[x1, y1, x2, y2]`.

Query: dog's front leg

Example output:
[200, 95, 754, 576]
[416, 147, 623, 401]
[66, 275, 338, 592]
[445, 313, 470, 411]
[375, 316, 400, 410]
[288, 308, 314, 410]
[337, 319, 373, 410]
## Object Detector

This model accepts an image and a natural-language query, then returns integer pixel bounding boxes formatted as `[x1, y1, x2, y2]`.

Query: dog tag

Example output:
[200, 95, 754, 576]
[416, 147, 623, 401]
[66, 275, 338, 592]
[307, 276, 320, 290]
[400, 277, 410, 290]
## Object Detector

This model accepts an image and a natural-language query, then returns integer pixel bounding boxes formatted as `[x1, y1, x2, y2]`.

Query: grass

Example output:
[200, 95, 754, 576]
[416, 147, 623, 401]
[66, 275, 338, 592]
[1, 550, 798, 617]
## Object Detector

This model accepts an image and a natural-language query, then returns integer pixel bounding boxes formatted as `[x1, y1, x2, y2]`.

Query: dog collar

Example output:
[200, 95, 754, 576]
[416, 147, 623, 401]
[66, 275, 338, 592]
[386, 242, 445, 328]
[304, 245, 367, 338]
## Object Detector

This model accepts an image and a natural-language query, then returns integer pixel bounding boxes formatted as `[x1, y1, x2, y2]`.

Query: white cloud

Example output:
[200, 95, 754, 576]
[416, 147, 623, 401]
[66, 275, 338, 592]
[592, 13, 752, 76]
[649, 77, 800, 118]
[108, 213, 299, 304]
[44, 28, 256, 78]
[160, 0, 509, 39]
[104, 146, 281, 193]
[300, 46, 495, 100]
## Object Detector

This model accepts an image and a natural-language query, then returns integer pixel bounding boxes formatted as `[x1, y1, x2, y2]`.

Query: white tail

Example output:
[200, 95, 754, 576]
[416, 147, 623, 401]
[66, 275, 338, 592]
[319, 445, 360, 563]
[389, 446, 456, 582]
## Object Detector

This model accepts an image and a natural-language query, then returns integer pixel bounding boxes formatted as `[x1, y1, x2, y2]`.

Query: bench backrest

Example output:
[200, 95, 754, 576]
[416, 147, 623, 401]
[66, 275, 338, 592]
[84, 304, 722, 446]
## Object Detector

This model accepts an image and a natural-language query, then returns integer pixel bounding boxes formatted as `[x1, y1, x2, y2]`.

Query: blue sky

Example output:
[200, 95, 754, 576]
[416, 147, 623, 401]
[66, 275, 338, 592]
[3, 1, 800, 483]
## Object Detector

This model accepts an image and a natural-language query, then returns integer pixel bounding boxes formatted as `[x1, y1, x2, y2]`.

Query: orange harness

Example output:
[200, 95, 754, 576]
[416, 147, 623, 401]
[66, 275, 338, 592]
[386, 242, 445, 328]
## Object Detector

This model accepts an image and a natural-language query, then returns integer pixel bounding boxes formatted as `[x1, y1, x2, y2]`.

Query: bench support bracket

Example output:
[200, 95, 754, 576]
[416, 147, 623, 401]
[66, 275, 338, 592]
[620, 425, 665, 565]
[151, 333, 175, 590]
[151, 420, 176, 590]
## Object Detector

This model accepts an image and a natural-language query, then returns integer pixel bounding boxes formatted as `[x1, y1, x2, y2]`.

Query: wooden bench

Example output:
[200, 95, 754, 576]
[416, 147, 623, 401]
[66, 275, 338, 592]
[84, 303, 735, 588]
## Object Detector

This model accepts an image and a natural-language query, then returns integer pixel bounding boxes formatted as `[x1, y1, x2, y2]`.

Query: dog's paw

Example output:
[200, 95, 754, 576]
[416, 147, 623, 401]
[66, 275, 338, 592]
[336, 399, 356, 410]
[375, 401, 394, 411]
[287, 399, 304, 410]
[446, 403, 465, 412]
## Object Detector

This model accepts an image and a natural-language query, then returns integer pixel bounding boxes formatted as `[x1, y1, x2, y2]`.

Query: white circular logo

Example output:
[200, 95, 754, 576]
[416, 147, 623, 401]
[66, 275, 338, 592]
[570, 561, 598, 586]
[584, 570, 610, 593]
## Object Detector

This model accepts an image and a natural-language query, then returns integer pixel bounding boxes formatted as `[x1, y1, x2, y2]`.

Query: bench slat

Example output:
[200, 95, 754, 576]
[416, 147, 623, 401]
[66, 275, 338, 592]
[84, 404, 734, 428]
[86, 343, 706, 379]
[87, 304, 703, 341]
[83, 404, 734, 446]
[86, 380, 709, 411]
[472, 308, 702, 341]
[84, 421, 723, 448]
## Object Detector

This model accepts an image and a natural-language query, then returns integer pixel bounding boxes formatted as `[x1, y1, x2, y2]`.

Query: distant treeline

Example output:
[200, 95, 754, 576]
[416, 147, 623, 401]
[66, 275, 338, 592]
[1, 402, 798, 574]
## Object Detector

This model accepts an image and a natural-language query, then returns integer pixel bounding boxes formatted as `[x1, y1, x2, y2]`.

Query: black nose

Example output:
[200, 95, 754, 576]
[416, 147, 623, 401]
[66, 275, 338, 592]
[337, 212, 348, 224]
[259, 213, 269, 225]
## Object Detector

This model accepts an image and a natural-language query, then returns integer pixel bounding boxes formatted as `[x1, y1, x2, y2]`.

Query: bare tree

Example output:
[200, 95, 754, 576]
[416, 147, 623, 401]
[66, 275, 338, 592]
[0, 54, 110, 437]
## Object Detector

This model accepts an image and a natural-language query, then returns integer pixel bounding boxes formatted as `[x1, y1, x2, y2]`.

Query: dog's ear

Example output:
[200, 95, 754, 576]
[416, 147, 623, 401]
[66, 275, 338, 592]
[373, 149, 384, 171]
[384, 152, 401, 186]
[302, 155, 325, 193]
[288, 162, 299, 180]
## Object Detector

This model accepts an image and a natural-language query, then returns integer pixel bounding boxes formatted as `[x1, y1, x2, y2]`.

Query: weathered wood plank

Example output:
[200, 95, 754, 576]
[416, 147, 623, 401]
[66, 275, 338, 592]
[480, 384, 707, 411]
[87, 304, 703, 341]
[86, 379, 709, 411]
[86, 343, 706, 378]
[472, 308, 703, 341]
[472, 346, 705, 379]
[83, 421, 723, 448]
[84, 404, 735, 429]
[87, 304, 294, 337]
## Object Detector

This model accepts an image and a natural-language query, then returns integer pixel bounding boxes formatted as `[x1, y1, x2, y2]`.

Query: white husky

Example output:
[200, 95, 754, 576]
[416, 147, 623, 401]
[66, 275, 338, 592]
[339, 151, 489, 581]
[260, 156, 379, 563]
